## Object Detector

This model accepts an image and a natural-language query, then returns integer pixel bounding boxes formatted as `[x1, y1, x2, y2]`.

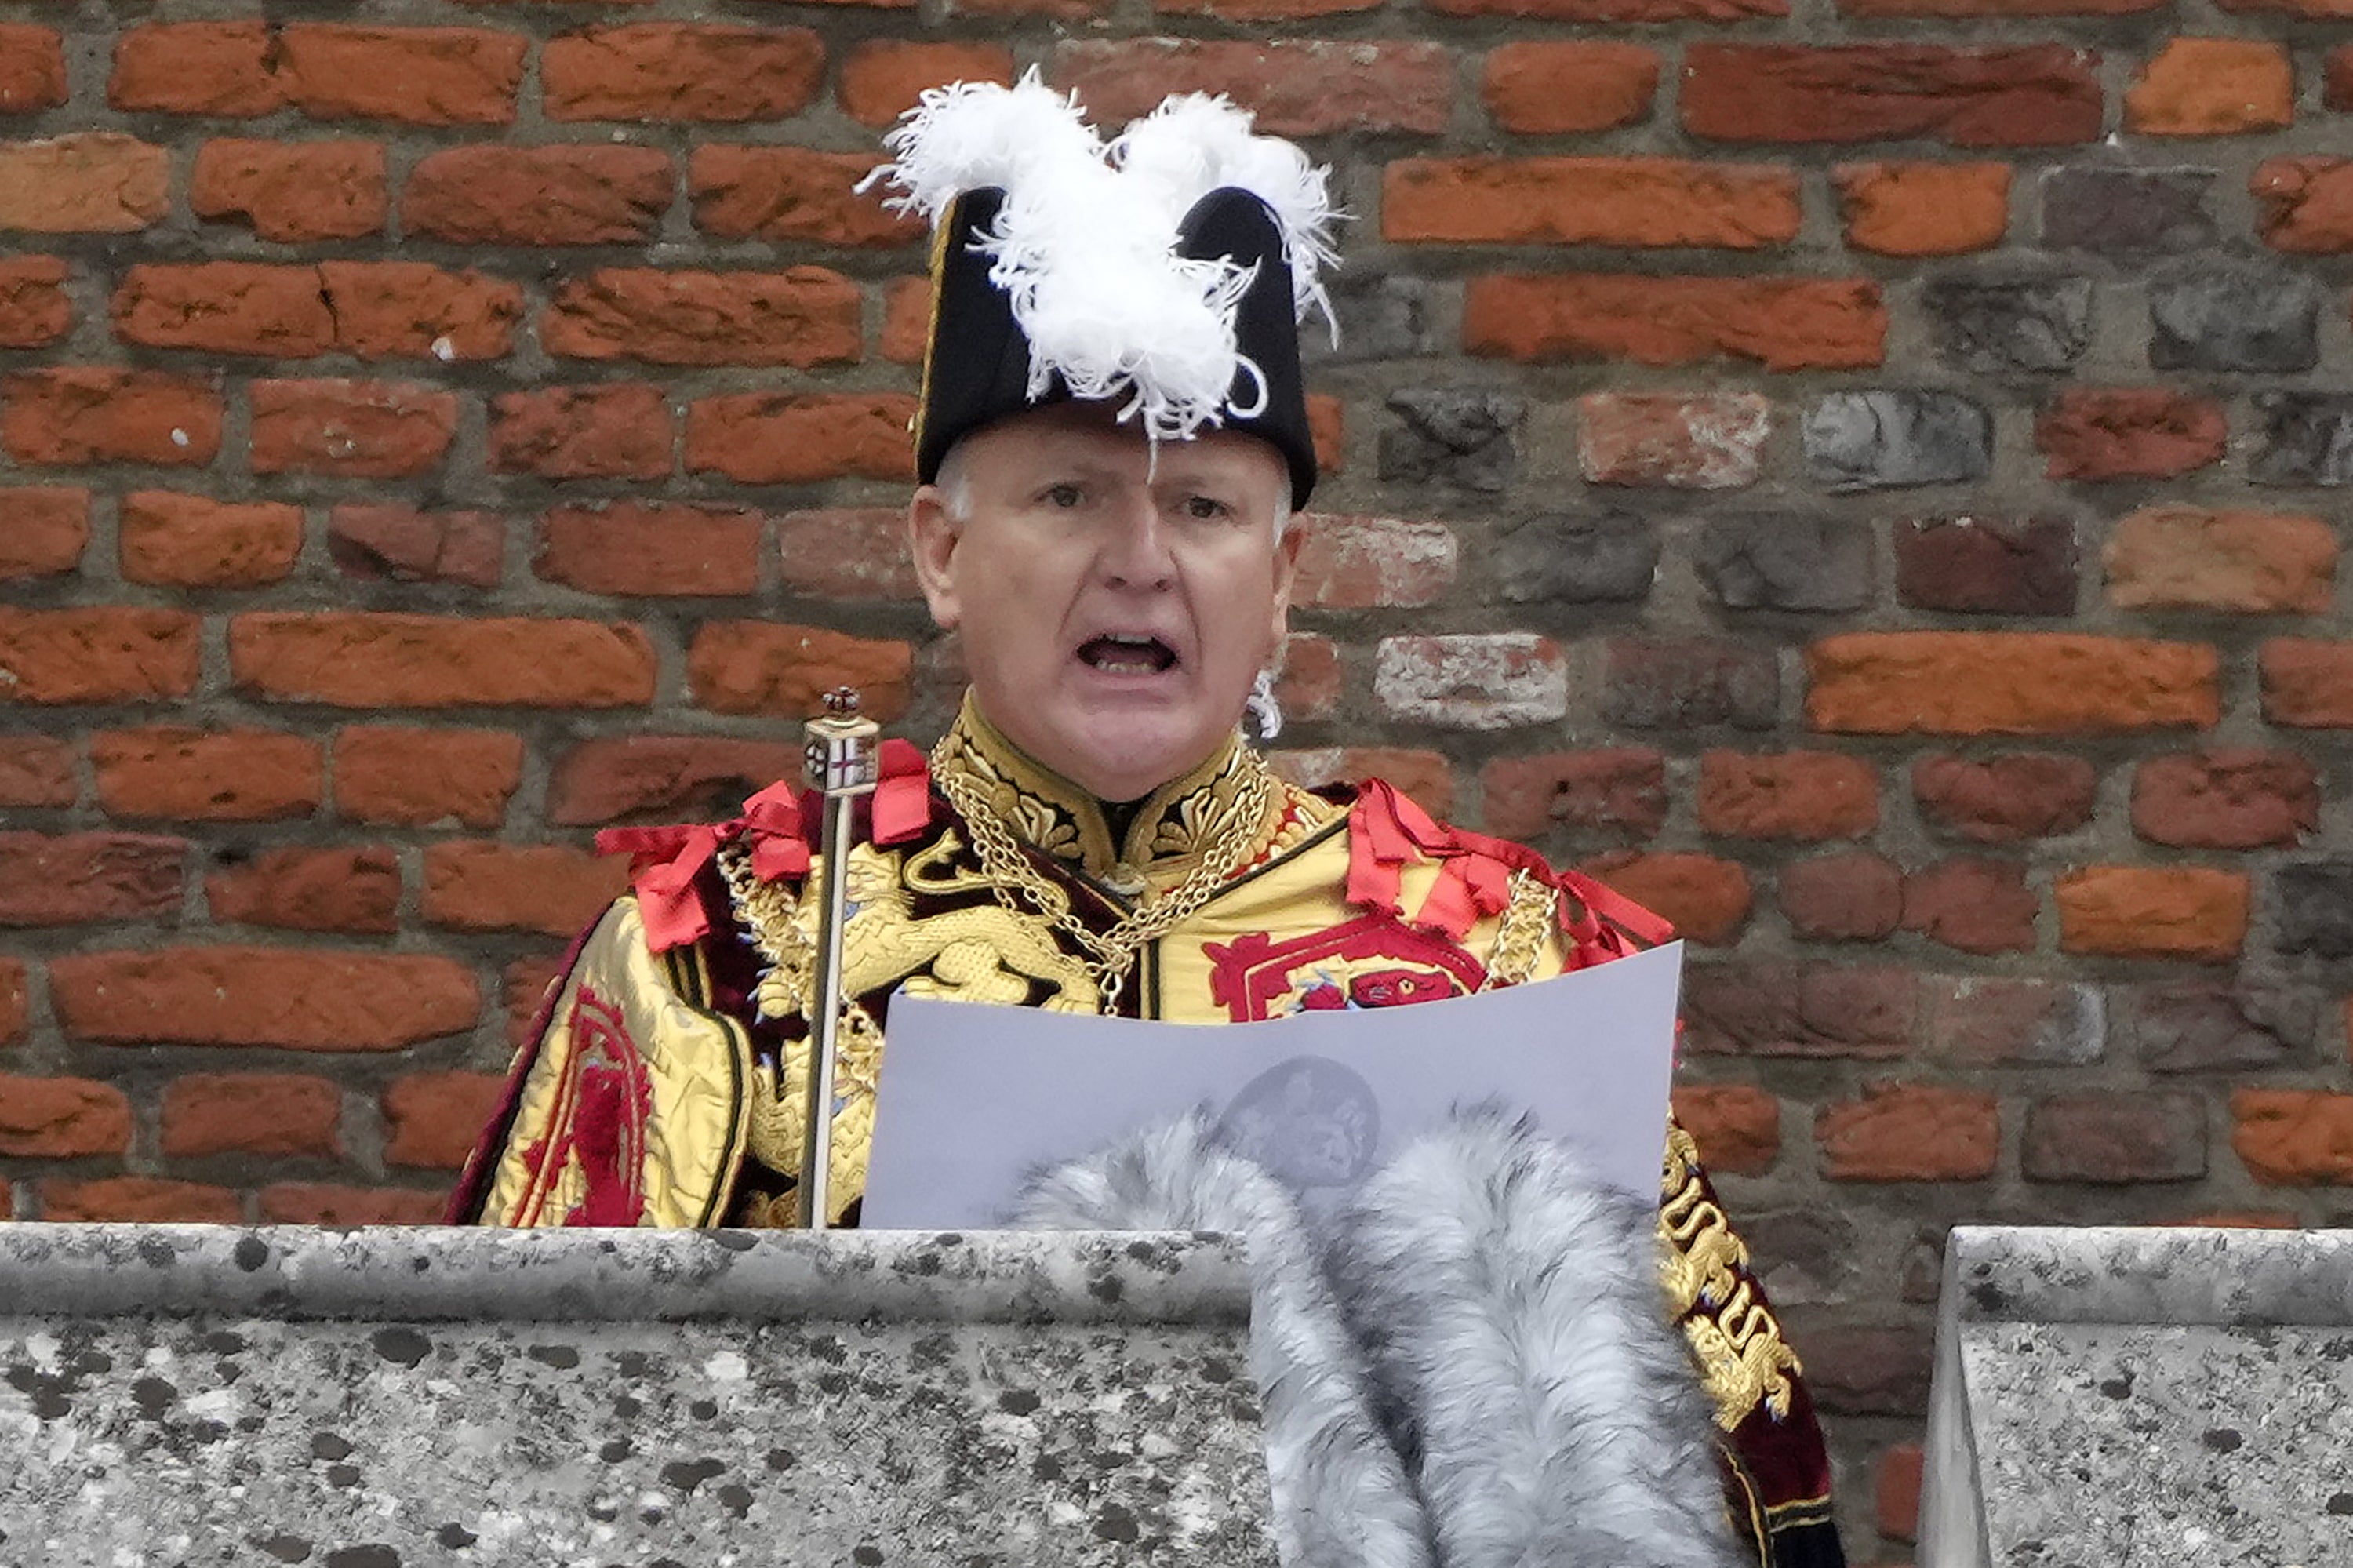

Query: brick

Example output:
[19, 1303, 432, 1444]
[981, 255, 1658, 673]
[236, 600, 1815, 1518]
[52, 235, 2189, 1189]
[2264, 640, 2353, 726]
[1482, 43, 1657, 135]
[1818, 1082, 1999, 1181]
[490, 384, 671, 480]
[1493, 513, 1660, 605]
[2151, 263, 2321, 373]
[1292, 515, 1456, 609]
[192, 140, 386, 242]
[1697, 514, 1871, 613]
[1579, 393, 1767, 489]
[838, 42, 1016, 127]
[44, 1178, 240, 1224]
[1603, 638, 1777, 730]
[543, 25, 824, 123]
[0, 832, 182, 925]
[327, 505, 501, 588]
[1912, 752, 2097, 842]
[0, 134, 169, 233]
[111, 21, 282, 115]
[0, 735, 74, 807]
[2334, 46, 2353, 107]
[880, 278, 929, 365]
[51, 947, 479, 1051]
[685, 392, 915, 482]
[1432, 0, 1782, 18]
[1779, 850, 1904, 942]
[162, 1073, 342, 1159]
[1700, 751, 1877, 840]
[2232, 1091, 2353, 1184]
[1683, 963, 1915, 1056]
[1056, 40, 1450, 137]
[1902, 857, 2037, 954]
[2038, 389, 2226, 482]
[506, 956, 568, 1052]
[1671, 1084, 1780, 1177]
[113, 262, 335, 357]
[1160, 0, 1380, 16]
[335, 726, 523, 828]
[1928, 977, 2102, 1065]
[1480, 750, 1666, 844]
[405, 145, 671, 246]
[208, 846, 401, 935]
[537, 502, 761, 597]
[689, 148, 922, 247]
[1308, 395, 1344, 475]
[318, 261, 521, 362]
[0, 26, 64, 113]
[2056, 866, 2249, 962]
[1466, 275, 1883, 370]
[1807, 633, 2219, 735]
[424, 842, 628, 937]
[688, 623, 913, 721]
[1374, 635, 1567, 730]
[93, 729, 322, 822]
[278, 25, 524, 126]
[1877, 1446, 1925, 1545]
[1274, 634, 1340, 722]
[548, 737, 800, 827]
[5, 368, 220, 468]
[1835, 162, 2009, 256]
[118, 491, 303, 588]
[1806, 1323, 1933, 1416]
[1384, 158, 1796, 248]
[0, 255, 69, 347]
[1805, 391, 1991, 491]
[2253, 394, 2353, 486]
[1896, 516, 2077, 616]
[0, 958, 22, 1043]
[2042, 167, 2216, 255]
[2134, 750, 2318, 849]
[544, 268, 860, 367]
[1380, 389, 1522, 493]
[233, 613, 656, 709]
[2275, 860, 2353, 959]
[1267, 749, 1454, 820]
[0, 1075, 130, 1156]
[1683, 45, 2100, 147]
[2254, 158, 2353, 254]
[2104, 504, 2337, 613]
[0, 607, 201, 704]
[0, 486, 87, 578]
[384, 1071, 508, 1170]
[1926, 275, 2093, 375]
[1579, 853, 1751, 945]
[2126, 980, 2312, 1072]
[249, 379, 456, 478]
[260, 1184, 445, 1226]
[777, 509, 920, 600]
[2126, 40, 2291, 136]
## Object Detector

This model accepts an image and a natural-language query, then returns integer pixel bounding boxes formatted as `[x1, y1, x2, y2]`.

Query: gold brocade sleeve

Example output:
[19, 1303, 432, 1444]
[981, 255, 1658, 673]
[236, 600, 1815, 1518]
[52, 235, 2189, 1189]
[477, 896, 754, 1229]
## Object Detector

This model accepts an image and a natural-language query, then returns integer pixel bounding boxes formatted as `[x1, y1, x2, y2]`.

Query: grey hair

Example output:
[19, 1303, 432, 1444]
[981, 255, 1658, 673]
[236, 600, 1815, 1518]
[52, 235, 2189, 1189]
[931, 438, 1292, 540]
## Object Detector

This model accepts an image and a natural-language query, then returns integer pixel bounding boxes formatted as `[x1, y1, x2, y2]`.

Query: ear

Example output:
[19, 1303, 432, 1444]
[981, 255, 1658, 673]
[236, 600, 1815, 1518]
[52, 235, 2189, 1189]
[907, 486, 962, 632]
[1265, 517, 1305, 656]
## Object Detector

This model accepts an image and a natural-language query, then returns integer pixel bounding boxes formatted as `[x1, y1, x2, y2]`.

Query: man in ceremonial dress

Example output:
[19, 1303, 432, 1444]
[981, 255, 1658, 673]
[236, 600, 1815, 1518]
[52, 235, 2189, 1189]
[450, 78, 1843, 1568]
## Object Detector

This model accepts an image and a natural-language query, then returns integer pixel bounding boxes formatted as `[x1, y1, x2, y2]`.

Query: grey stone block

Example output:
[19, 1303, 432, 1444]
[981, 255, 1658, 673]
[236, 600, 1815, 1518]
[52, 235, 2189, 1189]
[2149, 263, 2322, 373]
[1378, 387, 1523, 493]
[2123, 979, 2317, 1072]
[1924, 277, 2093, 374]
[1491, 511, 1659, 603]
[2251, 391, 2353, 486]
[1803, 391, 1993, 492]
[1304, 274, 1439, 366]
[1697, 512, 1872, 611]
[2040, 168, 2217, 256]
[2275, 859, 2353, 958]
[1602, 638, 1779, 731]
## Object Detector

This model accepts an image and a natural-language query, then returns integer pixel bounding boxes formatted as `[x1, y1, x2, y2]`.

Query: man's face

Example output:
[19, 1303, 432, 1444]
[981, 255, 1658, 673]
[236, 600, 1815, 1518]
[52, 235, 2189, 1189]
[909, 403, 1301, 804]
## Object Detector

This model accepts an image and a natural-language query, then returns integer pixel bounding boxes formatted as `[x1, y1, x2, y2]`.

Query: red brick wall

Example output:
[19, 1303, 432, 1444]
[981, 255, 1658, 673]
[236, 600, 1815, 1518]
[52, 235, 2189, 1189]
[5, 6, 2353, 1557]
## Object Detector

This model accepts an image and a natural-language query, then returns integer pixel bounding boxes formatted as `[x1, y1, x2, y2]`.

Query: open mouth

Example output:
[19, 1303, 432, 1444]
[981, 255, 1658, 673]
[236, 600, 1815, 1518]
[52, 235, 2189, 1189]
[1077, 634, 1178, 675]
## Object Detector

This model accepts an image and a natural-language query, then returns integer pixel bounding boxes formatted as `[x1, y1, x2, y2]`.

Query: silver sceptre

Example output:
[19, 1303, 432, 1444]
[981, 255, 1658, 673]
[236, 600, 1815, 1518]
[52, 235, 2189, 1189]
[796, 686, 880, 1231]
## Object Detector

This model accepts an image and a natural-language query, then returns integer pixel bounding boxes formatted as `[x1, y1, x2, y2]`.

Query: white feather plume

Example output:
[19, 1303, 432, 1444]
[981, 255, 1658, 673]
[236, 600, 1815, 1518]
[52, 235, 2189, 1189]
[865, 71, 1340, 445]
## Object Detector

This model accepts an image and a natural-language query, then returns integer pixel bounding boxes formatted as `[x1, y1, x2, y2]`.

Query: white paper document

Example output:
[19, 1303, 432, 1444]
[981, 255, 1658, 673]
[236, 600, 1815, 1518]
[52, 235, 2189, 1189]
[860, 940, 1684, 1230]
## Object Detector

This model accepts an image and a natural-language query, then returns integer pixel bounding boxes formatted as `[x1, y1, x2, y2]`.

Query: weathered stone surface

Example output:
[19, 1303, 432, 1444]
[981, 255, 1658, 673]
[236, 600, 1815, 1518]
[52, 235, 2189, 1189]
[2149, 263, 2322, 373]
[1603, 638, 1777, 729]
[2122, 979, 2318, 1073]
[1924, 276, 2092, 373]
[2023, 1092, 2206, 1183]
[1377, 388, 1522, 492]
[2275, 860, 2353, 959]
[2251, 391, 2353, 486]
[1577, 392, 1768, 489]
[1373, 633, 1568, 729]
[1480, 748, 1667, 843]
[1491, 511, 1659, 603]
[1926, 977, 2102, 1064]
[1697, 513, 1872, 610]
[1682, 962, 1915, 1057]
[1304, 274, 1440, 366]
[1895, 516, 2076, 616]
[1803, 392, 1991, 490]
[1778, 849, 1903, 941]
[1740, 1206, 1861, 1307]
[2040, 166, 2216, 254]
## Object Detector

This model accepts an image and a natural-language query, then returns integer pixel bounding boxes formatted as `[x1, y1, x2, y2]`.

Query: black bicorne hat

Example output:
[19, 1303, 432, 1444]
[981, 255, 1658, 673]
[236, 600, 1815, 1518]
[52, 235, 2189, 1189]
[914, 183, 1320, 511]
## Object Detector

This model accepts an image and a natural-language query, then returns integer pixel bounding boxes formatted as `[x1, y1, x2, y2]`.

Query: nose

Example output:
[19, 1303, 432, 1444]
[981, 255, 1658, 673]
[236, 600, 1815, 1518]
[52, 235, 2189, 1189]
[1099, 489, 1176, 591]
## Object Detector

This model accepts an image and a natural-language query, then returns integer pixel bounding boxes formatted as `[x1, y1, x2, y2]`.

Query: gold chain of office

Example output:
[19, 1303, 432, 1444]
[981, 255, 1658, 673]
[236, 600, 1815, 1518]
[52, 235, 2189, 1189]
[928, 727, 1278, 1014]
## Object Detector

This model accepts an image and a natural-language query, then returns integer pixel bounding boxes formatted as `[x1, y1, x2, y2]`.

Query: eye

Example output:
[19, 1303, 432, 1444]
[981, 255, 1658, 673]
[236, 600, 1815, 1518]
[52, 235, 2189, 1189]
[1182, 493, 1234, 522]
[1042, 482, 1085, 509]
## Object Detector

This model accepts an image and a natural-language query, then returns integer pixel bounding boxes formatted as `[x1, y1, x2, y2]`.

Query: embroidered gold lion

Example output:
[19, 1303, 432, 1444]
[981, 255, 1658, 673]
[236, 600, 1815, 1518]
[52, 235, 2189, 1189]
[1659, 1124, 1800, 1431]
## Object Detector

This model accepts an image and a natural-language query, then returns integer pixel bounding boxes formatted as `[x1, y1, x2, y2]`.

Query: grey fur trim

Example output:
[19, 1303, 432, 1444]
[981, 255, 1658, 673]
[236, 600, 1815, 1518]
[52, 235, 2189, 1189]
[1012, 1115, 1434, 1568]
[1329, 1108, 1747, 1568]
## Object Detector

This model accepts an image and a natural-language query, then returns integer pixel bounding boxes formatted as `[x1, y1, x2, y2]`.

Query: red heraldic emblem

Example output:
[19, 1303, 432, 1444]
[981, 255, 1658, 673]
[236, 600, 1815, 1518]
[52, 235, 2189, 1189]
[512, 985, 654, 1228]
[1206, 916, 1486, 1022]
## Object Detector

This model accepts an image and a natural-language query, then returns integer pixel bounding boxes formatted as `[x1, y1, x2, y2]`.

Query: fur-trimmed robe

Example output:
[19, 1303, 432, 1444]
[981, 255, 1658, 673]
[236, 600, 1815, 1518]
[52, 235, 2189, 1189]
[1013, 1110, 1747, 1568]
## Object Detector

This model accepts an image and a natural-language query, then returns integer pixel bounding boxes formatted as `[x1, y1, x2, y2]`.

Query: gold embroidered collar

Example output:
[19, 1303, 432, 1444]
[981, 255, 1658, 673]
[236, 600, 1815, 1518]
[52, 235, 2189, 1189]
[932, 695, 1282, 895]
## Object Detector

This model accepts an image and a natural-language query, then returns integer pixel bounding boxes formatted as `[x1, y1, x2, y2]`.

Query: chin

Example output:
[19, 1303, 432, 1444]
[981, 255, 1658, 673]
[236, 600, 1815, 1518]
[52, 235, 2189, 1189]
[1049, 716, 1225, 802]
